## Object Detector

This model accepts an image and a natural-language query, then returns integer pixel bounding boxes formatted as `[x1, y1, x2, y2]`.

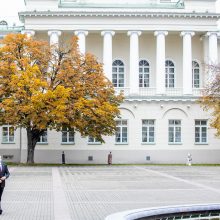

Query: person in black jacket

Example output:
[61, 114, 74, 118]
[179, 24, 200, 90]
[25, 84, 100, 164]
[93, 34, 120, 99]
[0, 156, 10, 215]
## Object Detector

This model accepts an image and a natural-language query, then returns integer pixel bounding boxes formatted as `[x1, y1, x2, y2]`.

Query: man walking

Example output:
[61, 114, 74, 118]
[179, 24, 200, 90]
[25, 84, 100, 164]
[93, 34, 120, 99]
[0, 156, 10, 215]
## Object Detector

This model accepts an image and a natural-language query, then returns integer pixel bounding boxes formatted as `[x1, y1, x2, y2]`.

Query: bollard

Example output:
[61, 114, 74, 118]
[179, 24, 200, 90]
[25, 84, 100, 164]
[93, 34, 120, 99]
[62, 151, 66, 164]
[108, 152, 112, 165]
[186, 153, 192, 166]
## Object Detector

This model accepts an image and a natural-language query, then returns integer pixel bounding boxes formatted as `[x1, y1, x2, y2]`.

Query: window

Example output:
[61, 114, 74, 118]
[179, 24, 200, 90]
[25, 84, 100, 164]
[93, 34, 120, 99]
[142, 120, 155, 143]
[192, 61, 200, 88]
[62, 127, 74, 143]
[115, 120, 128, 143]
[37, 131, 48, 143]
[195, 120, 207, 143]
[2, 125, 14, 143]
[139, 60, 150, 87]
[112, 60, 124, 87]
[88, 136, 100, 144]
[0, 20, 8, 29]
[165, 60, 175, 88]
[168, 120, 181, 143]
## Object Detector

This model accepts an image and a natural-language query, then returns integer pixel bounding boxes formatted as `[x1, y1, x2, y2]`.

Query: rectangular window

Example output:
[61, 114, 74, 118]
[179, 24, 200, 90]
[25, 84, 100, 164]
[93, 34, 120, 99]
[112, 74, 118, 87]
[195, 120, 207, 143]
[142, 120, 155, 143]
[193, 73, 200, 88]
[88, 136, 100, 144]
[168, 120, 181, 143]
[115, 120, 128, 144]
[118, 74, 124, 87]
[37, 131, 48, 143]
[112, 63, 124, 88]
[143, 74, 150, 87]
[2, 126, 15, 143]
[62, 128, 74, 143]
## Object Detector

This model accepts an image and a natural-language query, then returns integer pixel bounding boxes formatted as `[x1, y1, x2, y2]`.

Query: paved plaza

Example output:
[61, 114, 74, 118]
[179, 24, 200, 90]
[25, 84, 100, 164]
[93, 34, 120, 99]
[0, 165, 220, 219]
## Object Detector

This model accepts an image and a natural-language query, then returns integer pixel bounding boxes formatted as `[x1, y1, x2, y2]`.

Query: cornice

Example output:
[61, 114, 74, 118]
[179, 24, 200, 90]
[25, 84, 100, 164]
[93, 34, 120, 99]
[124, 96, 200, 102]
[19, 11, 220, 23]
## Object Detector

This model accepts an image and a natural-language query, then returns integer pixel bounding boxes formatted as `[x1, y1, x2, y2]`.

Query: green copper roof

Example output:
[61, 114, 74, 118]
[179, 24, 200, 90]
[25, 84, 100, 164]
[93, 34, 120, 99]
[0, 26, 24, 32]
[59, 0, 185, 9]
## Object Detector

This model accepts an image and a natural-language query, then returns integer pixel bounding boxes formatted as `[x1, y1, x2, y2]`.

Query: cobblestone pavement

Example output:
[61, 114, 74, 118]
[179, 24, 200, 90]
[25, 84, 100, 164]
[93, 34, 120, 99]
[1, 165, 220, 219]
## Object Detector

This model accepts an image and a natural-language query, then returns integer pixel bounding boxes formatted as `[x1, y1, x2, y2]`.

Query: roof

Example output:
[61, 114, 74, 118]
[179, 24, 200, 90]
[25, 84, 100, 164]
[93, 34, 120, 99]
[58, 0, 185, 9]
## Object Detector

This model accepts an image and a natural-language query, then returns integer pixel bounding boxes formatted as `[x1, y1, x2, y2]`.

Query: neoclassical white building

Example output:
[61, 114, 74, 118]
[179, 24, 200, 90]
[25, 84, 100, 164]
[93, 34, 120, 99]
[1, 0, 220, 163]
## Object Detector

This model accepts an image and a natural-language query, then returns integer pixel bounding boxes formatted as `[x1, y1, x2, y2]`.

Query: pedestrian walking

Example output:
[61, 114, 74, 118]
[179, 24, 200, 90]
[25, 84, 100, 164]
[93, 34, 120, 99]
[0, 156, 10, 215]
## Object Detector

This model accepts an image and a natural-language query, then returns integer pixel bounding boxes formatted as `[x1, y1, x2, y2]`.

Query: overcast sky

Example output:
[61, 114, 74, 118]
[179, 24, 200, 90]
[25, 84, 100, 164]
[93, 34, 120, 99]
[0, 0, 220, 27]
[0, 0, 25, 26]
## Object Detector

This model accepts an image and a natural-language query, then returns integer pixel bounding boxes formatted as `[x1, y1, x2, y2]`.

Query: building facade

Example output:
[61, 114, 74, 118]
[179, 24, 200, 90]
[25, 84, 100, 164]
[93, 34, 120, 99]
[1, 0, 220, 164]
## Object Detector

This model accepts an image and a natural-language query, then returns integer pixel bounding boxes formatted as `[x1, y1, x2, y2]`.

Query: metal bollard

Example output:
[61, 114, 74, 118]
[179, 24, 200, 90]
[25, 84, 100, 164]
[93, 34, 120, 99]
[108, 151, 112, 165]
[187, 153, 192, 166]
[62, 151, 66, 164]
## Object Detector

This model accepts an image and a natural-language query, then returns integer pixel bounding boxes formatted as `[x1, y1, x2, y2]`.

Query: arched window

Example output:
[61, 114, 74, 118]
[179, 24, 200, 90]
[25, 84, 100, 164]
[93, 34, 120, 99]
[165, 60, 175, 88]
[0, 20, 8, 29]
[112, 60, 124, 87]
[192, 61, 200, 88]
[139, 60, 150, 87]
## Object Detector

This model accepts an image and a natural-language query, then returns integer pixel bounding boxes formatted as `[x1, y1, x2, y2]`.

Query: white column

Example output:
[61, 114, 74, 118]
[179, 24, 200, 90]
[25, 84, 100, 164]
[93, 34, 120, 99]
[181, 31, 194, 95]
[48, 31, 62, 78]
[202, 35, 209, 65]
[127, 31, 142, 95]
[207, 32, 218, 65]
[74, 30, 88, 54]
[48, 30, 62, 46]
[154, 31, 168, 95]
[101, 31, 115, 81]
[21, 30, 35, 38]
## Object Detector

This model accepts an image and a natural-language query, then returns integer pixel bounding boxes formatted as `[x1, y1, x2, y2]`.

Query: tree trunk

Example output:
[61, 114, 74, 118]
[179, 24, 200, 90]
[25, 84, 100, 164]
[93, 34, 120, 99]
[27, 145, 35, 164]
[26, 127, 43, 164]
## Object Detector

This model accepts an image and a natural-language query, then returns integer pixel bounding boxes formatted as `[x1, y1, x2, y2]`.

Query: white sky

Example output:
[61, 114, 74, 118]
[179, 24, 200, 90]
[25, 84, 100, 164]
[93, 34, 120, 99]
[0, 0, 25, 26]
[0, 0, 220, 27]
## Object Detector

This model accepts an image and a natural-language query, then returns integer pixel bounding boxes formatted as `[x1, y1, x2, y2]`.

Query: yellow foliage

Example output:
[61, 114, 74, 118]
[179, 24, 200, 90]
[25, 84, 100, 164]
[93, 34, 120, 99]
[0, 33, 123, 142]
[199, 68, 220, 137]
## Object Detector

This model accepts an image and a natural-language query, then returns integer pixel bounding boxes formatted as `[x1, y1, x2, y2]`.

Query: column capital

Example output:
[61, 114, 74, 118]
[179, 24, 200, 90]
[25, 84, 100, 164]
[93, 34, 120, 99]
[74, 30, 88, 36]
[127, 31, 142, 36]
[21, 30, 35, 37]
[154, 31, 168, 37]
[180, 31, 195, 37]
[48, 30, 62, 37]
[206, 32, 219, 37]
[101, 30, 115, 37]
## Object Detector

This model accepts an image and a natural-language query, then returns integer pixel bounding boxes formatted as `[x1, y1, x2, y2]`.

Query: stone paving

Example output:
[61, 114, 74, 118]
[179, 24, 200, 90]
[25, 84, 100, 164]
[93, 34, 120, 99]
[0, 165, 220, 219]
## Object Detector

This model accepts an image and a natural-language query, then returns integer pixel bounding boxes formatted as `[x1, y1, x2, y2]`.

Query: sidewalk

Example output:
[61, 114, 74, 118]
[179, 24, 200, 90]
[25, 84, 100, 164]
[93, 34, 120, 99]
[1, 165, 220, 219]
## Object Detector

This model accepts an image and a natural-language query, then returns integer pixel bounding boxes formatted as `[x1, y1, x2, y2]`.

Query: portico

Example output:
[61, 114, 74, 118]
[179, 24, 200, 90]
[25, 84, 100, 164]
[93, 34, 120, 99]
[22, 28, 219, 97]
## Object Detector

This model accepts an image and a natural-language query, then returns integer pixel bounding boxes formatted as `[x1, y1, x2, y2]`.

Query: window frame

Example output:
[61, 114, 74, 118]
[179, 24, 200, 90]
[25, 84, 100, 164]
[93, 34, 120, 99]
[195, 120, 208, 144]
[168, 120, 182, 144]
[2, 125, 15, 144]
[139, 59, 150, 88]
[112, 59, 125, 88]
[88, 136, 101, 145]
[165, 59, 175, 88]
[115, 119, 128, 144]
[192, 60, 200, 88]
[37, 130, 48, 144]
[61, 127, 75, 144]
[142, 119, 155, 144]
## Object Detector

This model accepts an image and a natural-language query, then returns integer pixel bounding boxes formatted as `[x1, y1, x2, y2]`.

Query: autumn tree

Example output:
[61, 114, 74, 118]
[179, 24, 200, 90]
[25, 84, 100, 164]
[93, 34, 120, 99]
[0, 33, 123, 164]
[200, 65, 220, 136]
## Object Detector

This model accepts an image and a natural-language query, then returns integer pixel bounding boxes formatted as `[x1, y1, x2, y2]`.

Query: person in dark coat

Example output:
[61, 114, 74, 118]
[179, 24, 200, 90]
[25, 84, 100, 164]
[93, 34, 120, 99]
[0, 156, 10, 215]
